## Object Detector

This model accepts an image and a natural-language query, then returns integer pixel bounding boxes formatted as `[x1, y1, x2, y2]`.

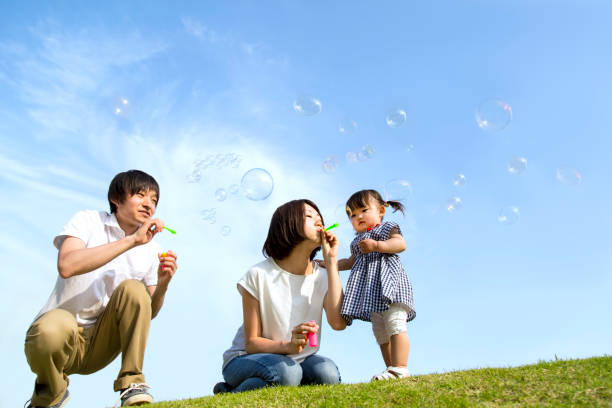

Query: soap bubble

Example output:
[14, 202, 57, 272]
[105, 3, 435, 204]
[357, 151, 368, 161]
[386, 109, 406, 128]
[187, 169, 201, 183]
[508, 157, 527, 175]
[556, 166, 582, 186]
[476, 98, 512, 131]
[220, 225, 231, 236]
[338, 118, 357, 135]
[453, 174, 467, 187]
[228, 184, 240, 194]
[446, 196, 463, 213]
[406, 144, 414, 152]
[293, 96, 322, 116]
[384, 179, 412, 202]
[241, 168, 274, 201]
[361, 145, 375, 159]
[201, 208, 216, 224]
[215, 188, 227, 201]
[345, 152, 358, 163]
[113, 97, 131, 117]
[322, 156, 338, 173]
[498, 206, 520, 225]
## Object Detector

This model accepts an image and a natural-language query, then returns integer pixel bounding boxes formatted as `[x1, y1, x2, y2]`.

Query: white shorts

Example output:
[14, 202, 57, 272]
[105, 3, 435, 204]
[370, 303, 409, 345]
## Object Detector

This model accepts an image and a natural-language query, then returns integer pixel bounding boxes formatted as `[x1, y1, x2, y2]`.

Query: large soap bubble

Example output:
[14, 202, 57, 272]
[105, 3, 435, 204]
[476, 98, 512, 131]
[293, 96, 322, 116]
[384, 179, 412, 202]
[556, 166, 582, 186]
[386, 109, 406, 128]
[241, 168, 274, 201]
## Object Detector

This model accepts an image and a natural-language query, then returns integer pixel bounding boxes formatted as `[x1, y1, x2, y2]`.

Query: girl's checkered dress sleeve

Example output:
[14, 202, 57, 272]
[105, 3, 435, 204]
[340, 221, 416, 325]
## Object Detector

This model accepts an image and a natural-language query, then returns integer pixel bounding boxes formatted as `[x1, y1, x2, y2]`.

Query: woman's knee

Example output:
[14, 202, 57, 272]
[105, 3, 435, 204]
[273, 360, 302, 386]
[302, 355, 341, 385]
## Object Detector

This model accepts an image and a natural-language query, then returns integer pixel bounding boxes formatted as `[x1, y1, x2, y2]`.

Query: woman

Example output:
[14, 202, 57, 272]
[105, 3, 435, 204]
[214, 199, 346, 393]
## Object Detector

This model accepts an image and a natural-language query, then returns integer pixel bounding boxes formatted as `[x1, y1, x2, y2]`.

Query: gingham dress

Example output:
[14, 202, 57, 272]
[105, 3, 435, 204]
[341, 221, 416, 325]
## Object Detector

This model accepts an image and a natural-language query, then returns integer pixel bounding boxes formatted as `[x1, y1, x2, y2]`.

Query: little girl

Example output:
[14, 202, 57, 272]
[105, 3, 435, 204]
[338, 189, 415, 380]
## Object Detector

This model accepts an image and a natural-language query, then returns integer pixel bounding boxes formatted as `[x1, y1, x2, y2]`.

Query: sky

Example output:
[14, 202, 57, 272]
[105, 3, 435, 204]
[1, 1, 611, 406]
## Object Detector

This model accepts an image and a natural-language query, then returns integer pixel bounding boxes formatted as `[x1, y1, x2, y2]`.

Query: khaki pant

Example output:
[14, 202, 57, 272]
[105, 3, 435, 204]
[24, 279, 152, 407]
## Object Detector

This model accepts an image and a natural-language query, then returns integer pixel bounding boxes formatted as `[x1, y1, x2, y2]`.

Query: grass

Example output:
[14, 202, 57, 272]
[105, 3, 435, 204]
[150, 355, 611, 407]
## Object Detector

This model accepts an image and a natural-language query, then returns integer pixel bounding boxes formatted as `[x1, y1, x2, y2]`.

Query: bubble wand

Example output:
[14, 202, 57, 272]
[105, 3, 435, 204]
[163, 226, 176, 234]
[324, 223, 338, 231]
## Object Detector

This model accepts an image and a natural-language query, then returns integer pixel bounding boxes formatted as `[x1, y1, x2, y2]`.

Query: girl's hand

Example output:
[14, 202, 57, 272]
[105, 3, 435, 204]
[288, 321, 319, 354]
[320, 230, 338, 261]
[358, 239, 379, 254]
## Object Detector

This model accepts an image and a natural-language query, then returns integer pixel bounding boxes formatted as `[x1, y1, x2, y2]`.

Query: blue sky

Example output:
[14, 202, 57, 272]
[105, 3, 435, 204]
[1, 1, 611, 406]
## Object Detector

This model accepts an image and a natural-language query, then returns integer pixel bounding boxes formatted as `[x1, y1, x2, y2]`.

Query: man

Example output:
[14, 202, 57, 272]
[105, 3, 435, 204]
[24, 170, 178, 407]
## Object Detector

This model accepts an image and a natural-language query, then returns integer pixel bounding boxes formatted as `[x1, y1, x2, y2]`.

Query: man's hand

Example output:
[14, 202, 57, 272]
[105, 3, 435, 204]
[358, 238, 378, 254]
[131, 218, 165, 246]
[157, 250, 177, 286]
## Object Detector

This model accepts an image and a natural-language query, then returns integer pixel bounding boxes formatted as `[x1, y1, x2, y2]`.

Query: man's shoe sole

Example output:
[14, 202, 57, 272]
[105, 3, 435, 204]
[122, 393, 153, 406]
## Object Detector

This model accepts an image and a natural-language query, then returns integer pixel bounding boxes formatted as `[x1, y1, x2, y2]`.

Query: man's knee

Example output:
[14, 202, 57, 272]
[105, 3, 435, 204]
[115, 279, 151, 306]
[25, 309, 77, 357]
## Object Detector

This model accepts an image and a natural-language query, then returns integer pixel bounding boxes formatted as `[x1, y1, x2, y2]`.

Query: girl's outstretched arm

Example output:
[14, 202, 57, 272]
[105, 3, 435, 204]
[337, 255, 355, 271]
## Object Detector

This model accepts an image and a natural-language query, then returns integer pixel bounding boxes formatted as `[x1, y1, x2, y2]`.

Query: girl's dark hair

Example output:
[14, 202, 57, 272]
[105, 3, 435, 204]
[345, 189, 404, 217]
[263, 199, 324, 261]
[107, 170, 160, 213]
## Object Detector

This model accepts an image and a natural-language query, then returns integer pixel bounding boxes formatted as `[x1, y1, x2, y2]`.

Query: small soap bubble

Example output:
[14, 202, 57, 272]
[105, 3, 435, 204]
[508, 157, 527, 175]
[361, 145, 375, 159]
[187, 169, 202, 183]
[338, 118, 358, 135]
[386, 109, 407, 128]
[384, 179, 413, 202]
[498, 206, 520, 225]
[229, 184, 240, 194]
[113, 97, 131, 117]
[220, 225, 231, 236]
[556, 166, 582, 185]
[215, 188, 227, 201]
[293, 96, 322, 116]
[322, 156, 338, 173]
[476, 98, 512, 131]
[406, 144, 414, 152]
[453, 174, 467, 187]
[345, 152, 358, 163]
[446, 196, 463, 213]
[357, 151, 368, 161]
[201, 208, 217, 224]
[241, 168, 274, 201]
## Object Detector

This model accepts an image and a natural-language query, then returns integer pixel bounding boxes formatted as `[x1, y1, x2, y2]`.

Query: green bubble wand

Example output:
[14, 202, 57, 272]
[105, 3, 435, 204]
[163, 226, 177, 234]
[324, 223, 338, 231]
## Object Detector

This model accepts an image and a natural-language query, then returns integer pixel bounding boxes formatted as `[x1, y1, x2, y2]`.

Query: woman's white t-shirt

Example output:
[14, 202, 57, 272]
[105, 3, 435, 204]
[222, 257, 329, 369]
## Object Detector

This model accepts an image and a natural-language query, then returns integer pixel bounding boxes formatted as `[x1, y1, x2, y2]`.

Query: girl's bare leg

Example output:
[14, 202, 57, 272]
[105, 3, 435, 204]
[389, 332, 410, 367]
[379, 342, 391, 367]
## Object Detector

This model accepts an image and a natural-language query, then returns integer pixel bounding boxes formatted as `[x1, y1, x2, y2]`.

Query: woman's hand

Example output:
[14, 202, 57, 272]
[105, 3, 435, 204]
[320, 229, 338, 262]
[287, 321, 319, 354]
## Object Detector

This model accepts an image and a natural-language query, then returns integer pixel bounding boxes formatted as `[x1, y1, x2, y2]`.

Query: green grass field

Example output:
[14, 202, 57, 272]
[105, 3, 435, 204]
[150, 356, 611, 407]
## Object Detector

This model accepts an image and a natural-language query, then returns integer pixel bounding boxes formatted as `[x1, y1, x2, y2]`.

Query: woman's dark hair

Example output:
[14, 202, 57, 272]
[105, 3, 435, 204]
[263, 199, 324, 261]
[345, 189, 404, 217]
[107, 170, 160, 213]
